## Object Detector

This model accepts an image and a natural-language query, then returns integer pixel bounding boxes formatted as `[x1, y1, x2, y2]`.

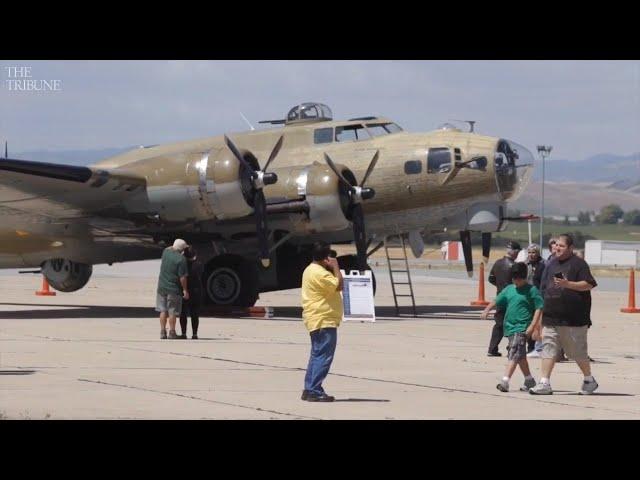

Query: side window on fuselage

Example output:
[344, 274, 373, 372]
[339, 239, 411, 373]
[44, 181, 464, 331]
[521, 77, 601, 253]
[427, 148, 452, 173]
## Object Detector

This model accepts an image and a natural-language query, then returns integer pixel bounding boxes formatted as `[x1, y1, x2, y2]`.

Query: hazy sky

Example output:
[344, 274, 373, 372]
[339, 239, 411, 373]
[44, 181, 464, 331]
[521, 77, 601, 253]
[1, 60, 638, 160]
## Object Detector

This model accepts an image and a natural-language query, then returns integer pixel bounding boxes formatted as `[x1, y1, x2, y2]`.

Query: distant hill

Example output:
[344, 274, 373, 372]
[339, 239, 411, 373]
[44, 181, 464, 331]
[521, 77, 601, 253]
[512, 180, 640, 216]
[531, 152, 640, 183]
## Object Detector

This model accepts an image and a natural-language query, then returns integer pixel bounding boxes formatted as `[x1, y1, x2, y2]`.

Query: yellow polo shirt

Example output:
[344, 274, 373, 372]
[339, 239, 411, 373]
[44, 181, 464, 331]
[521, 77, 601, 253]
[301, 263, 343, 332]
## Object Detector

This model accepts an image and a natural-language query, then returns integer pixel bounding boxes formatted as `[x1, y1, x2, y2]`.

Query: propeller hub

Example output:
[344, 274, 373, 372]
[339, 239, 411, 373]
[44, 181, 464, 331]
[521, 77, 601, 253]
[361, 187, 375, 201]
[263, 172, 278, 186]
[253, 170, 277, 189]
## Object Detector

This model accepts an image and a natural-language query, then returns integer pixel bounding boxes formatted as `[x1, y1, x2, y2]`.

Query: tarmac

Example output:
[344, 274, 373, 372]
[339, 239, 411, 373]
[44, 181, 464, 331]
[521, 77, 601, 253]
[1, 260, 638, 419]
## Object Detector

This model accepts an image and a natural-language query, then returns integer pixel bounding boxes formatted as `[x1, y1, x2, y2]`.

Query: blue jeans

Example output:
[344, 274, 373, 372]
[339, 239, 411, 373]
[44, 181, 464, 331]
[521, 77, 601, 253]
[304, 327, 338, 396]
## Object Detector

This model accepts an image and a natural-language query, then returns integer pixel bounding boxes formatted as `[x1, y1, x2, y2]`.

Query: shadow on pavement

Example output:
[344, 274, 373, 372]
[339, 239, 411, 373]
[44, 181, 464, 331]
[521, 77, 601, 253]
[273, 304, 486, 321]
[334, 398, 391, 402]
[0, 303, 486, 322]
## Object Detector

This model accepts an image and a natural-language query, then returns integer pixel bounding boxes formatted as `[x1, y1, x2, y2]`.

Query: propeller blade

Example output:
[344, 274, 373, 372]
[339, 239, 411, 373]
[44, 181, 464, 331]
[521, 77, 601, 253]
[224, 135, 256, 178]
[482, 232, 492, 264]
[440, 165, 461, 186]
[254, 189, 270, 268]
[359, 150, 380, 187]
[351, 203, 368, 271]
[323, 153, 354, 191]
[459, 230, 473, 278]
[263, 135, 284, 173]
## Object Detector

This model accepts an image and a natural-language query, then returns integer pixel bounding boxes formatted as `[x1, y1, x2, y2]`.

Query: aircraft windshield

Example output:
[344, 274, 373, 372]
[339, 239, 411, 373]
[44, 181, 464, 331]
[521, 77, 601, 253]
[365, 123, 403, 136]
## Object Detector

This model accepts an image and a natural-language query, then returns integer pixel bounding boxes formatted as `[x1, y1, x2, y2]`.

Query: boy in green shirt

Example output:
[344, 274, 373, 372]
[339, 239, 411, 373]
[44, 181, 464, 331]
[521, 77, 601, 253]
[481, 262, 544, 392]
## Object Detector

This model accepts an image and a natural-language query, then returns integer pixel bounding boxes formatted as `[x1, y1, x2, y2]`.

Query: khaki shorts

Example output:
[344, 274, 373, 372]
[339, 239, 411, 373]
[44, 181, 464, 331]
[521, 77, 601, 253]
[156, 292, 182, 316]
[541, 325, 589, 361]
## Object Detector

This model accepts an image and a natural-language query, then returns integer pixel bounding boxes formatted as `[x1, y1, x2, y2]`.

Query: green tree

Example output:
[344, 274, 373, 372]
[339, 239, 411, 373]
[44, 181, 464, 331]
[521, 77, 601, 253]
[563, 215, 570, 225]
[577, 211, 591, 225]
[596, 204, 624, 224]
[623, 209, 640, 225]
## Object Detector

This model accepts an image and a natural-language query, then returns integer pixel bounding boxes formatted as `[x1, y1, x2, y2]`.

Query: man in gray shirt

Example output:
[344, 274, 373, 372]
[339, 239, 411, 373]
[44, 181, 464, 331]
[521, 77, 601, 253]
[156, 239, 189, 339]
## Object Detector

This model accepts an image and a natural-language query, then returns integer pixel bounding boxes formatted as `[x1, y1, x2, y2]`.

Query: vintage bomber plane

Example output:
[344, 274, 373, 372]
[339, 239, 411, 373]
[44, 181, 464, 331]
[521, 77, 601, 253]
[0, 103, 533, 306]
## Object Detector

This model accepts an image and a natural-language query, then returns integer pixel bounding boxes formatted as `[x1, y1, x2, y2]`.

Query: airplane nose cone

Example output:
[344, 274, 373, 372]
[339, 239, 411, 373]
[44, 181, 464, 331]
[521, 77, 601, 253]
[495, 139, 534, 201]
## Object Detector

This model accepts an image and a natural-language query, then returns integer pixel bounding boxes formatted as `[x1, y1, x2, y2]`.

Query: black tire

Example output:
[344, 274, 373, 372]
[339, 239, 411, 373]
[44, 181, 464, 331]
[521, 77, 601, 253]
[337, 254, 377, 295]
[202, 256, 259, 307]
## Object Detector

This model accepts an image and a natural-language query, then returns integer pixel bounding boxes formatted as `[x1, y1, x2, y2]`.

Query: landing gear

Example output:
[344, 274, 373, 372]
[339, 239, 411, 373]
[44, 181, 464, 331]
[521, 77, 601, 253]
[203, 255, 259, 307]
[337, 254, 377, 295]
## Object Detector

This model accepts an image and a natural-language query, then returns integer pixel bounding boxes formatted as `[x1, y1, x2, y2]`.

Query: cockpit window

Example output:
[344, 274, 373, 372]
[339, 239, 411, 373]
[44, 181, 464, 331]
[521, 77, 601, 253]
[427, 148, 452, 173]
[335, 125, 371, 142]
[365, 123, 403, 136]
[314, 127, 333, 144]
[384, 123, 403, 133]
[366, 124, 389, 137]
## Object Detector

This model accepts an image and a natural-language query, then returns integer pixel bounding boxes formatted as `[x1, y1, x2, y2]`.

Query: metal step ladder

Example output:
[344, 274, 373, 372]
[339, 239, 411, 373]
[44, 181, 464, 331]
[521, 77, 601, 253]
[384, 235, 417, 316]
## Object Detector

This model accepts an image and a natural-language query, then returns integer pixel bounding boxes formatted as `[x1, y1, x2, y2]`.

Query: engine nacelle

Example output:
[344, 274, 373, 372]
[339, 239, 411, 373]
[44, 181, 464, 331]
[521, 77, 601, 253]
[266, 163, 351, 234]
[144, 148, 257, 223]
[42, 259, 93, 292]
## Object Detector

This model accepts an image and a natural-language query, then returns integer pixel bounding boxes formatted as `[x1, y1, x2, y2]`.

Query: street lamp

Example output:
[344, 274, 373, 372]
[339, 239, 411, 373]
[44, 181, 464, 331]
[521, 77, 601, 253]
[537, 145, 553, 247]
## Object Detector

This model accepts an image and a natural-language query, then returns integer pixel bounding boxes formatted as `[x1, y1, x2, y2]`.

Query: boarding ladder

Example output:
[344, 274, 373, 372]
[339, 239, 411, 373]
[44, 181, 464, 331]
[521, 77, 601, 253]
[384, 235, 417, 316]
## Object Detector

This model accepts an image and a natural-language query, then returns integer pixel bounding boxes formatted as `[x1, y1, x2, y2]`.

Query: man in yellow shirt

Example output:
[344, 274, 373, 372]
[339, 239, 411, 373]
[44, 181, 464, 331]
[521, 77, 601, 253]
[301, 241, 344, 402]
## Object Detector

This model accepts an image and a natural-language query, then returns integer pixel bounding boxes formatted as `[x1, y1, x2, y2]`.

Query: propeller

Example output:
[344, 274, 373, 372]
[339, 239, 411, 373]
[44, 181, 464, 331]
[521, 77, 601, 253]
[440, 156, 488, 186]
[482, 232, 492, 264]
[323, 150, 379, 271]
[459, 230, 473, 278]
[224, 135, 283, 268]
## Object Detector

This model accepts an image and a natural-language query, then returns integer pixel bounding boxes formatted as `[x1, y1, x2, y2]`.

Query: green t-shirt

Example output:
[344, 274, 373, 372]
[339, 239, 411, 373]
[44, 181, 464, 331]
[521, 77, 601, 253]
[157, 248, 188, 295]
[495, 283, 544, 337]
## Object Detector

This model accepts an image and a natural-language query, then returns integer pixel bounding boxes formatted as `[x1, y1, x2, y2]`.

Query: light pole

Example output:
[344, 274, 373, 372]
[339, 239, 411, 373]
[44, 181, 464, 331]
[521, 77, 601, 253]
[537, 145, 552, 247]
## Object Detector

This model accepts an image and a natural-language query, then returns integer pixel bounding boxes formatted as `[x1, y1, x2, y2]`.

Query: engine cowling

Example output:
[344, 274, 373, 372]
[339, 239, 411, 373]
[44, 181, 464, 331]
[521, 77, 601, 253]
[265, 163, 352, 234]
[144, 147, 259, 223]
[41, 259, 93, 292]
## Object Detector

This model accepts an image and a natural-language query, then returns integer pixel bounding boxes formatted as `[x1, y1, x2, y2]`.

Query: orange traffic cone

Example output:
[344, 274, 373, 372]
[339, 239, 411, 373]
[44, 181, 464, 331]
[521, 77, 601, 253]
[471, 262, 490, 306]
[620, 268, 639, 313]
[35, 276, 56, 296]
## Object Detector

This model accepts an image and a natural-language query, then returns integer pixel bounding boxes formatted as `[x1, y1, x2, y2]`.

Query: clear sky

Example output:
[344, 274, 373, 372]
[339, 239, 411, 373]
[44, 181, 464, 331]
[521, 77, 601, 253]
[1, 60, 638, 160]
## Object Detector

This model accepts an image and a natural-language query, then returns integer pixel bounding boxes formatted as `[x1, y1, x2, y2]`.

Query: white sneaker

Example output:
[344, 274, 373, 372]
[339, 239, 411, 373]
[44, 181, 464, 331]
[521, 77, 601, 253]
[580, 378, 599, 395]
[496, 380, 509, 392]
[527, 350, 541, 358]
[529, 382, 553, 395]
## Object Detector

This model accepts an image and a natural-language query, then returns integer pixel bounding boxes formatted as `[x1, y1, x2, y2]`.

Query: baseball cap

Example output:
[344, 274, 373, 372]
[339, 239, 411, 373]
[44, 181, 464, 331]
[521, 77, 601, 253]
[172, 238, 189, 252]
[506, 240, 521, 251]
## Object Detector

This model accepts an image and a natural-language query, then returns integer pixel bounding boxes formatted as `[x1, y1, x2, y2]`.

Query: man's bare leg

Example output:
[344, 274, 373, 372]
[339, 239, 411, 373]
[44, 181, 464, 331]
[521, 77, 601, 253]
[159, 311, 168, 331]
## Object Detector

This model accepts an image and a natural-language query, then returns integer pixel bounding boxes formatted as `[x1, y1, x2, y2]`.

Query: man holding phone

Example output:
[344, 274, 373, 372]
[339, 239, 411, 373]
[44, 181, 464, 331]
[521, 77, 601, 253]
[300, 241, 344, 402]
[529, 234, 598, 395]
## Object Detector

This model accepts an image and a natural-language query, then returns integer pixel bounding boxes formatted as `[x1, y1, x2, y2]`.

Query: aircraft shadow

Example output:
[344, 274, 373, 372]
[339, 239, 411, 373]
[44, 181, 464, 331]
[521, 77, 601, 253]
[0, 370, 36, 375]
[0, 303, 156, 320]
[0, 303, 485, 322]
[272, 305, 486, 321]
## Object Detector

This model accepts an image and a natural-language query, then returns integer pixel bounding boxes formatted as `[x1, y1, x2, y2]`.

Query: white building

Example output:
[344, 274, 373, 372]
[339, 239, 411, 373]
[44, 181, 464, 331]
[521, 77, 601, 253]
[584, 240, 640, 267]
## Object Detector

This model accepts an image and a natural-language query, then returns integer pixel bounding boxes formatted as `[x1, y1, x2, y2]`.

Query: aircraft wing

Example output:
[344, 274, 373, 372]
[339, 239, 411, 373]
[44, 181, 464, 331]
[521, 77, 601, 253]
[0, 157, 147, 222]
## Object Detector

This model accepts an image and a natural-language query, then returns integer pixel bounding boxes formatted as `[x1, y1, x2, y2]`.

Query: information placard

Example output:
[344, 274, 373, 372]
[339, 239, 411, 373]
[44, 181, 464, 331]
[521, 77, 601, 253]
[341, 270, 375, 322]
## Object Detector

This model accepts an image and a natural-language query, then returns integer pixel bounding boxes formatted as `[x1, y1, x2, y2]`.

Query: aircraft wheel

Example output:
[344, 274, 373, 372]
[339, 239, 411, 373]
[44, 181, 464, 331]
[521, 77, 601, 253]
[203, 257, 258, 307]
